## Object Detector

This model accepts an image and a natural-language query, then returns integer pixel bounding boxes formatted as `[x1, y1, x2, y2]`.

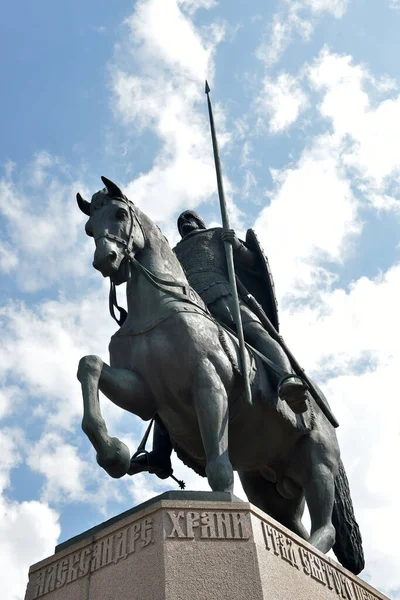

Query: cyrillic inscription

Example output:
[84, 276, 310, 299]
[166, 510, 249, 540]
[32, 517, 153, 599]
[261, 522, 380, 600]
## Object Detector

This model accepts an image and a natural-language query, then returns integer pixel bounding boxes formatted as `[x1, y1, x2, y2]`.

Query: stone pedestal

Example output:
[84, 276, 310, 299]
[25, 491, 389, 600]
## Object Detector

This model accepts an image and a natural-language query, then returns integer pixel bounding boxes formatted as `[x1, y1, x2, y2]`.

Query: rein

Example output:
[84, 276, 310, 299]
[100, 198, 285, 381]
[99, 197, 204, 326]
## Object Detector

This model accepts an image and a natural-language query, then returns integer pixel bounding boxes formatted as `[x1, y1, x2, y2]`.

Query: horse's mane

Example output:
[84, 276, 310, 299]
[133, 204, 188, 282]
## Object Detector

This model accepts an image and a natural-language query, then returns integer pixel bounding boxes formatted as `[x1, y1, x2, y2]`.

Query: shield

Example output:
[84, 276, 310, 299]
[235, 228, 280, 333]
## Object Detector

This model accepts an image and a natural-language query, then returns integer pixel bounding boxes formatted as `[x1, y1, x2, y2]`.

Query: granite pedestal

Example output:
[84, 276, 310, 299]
[24, 491, 389, 600]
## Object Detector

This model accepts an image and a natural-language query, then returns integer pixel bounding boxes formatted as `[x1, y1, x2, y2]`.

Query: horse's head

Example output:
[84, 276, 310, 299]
[77, 177, 145, 285]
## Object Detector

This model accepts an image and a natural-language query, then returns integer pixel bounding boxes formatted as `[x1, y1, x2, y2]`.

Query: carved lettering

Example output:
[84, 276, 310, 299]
[186, 512, 200, 538]
[262, 523, 281, 556]
[270, 529, 283, 556]
[216, 512, 233, 539]
[30, 516, 153, 598]
[32, 570, 45, 599]
[259, 521, 382, 600]
[342, 577, 356, 600]
[200, 511, 217, 538]
[321, 562, 335, 589]
[231, 512, 248, 539]
[141, 518, 153, 547]
[90, 541, 102, 572]
[114, 529, 128, 562]
[167, 511, 186, 538]
[278, 535, 299, 569]
[298, 547, 312, 575]
[309, 555, 327, 585]
[43, 565, 56, 594]
[102, 535, 114, 566]
[261, 521, 271, 550]
[56, 558, 68, 588]
[167, 510, 249, 540]
[262, 522, 300, 567]
[66, 552, 80, 583]
[332, 568, 354, 598]
[128, 522, 142, 552]
[353, 583, 369, 600]
[79, 548, 91, 576]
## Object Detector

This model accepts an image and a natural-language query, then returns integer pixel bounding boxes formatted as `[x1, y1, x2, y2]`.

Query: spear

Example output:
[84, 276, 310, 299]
[205, 80, 252, 406]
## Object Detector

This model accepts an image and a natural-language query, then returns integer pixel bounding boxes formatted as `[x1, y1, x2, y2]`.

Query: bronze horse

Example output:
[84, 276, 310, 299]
[76, 177, 364, 574]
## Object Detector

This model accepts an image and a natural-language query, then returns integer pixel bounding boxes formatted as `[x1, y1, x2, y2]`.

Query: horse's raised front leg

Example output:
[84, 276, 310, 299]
[77, 355, 153, 479]
[193, 358, 234, 493]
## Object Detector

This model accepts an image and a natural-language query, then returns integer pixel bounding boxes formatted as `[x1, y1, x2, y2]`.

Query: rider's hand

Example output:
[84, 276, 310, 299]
[221, 229, 241, 250]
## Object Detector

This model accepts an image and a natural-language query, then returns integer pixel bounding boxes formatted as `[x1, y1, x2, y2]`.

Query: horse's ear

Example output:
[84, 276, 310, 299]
[101, 176, 125, 199]
[76, 193, 91, 216]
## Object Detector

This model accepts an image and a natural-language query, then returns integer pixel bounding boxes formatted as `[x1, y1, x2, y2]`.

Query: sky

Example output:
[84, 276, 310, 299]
[1, 0, 400, 598]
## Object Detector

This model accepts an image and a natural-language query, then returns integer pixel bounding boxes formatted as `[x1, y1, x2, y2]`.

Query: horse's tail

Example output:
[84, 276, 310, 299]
[332, 459, 365, 575]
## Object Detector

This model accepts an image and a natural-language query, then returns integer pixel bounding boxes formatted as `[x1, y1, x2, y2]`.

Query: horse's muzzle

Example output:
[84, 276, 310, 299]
[93, 239, 122, 277]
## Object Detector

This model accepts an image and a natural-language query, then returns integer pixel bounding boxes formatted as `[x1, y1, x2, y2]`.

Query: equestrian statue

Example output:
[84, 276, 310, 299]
[75, 84, 364, 575]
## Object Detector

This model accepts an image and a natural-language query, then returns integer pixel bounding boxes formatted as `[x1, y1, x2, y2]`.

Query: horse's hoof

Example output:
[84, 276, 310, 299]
[206, 456, 234, 493]
[97, 438, 131, 479]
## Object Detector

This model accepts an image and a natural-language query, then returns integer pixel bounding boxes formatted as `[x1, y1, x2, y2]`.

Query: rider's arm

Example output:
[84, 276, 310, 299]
[221, 229, 257, 269]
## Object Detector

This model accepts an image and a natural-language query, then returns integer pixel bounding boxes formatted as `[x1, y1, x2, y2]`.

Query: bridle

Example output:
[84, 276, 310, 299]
[95, 196, 203, 326]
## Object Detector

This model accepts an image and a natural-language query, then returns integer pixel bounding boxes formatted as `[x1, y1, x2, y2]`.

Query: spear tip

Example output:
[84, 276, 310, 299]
[205, 80, 210, 94]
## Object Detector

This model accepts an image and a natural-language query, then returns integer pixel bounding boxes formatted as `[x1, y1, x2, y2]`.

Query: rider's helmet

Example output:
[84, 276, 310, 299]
[177, 210, 206, 237]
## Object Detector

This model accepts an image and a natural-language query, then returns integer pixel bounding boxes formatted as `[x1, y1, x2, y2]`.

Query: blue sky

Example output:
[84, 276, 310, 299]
[1, 1, 400, 598]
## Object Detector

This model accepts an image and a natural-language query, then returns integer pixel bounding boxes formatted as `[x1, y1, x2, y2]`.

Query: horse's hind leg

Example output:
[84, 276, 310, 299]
[296, 432, 339, 553]
[77, 354, 152, 479]
[239, 471, 309, 540]
[193, 359, 234, 493]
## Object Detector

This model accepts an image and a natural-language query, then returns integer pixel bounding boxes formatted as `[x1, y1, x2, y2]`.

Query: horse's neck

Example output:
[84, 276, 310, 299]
[125, 213, 187, 321]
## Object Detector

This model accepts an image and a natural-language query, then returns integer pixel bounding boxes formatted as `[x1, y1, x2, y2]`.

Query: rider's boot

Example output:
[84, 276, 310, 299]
[243, 319, 309, 414]
[277, 375, 308, 414]
[128, 451, 173, 480]
[128, 420, 174, 480]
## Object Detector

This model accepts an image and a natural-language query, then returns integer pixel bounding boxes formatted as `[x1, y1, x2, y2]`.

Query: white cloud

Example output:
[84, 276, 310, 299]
[0, 431, 60, 600]
[253, 48, 400, 299]
[255, 133, 360, 297]
[179, 0, 218, 15]
[125, 0, 214, 80]
[309, 48, 400, 201]
[256, 0, 348, 67]
[279, 266, 400, 595]
[250, 47, 400, 595]
[0, 498, 60, 600]
[0, 387, 22, 421]
[0, 429, 24, 492]
[0, 292, 118, 431]
[114, 75, 220, 224]
[110, 0, 239, 228]
[303, 0, 348, 18]
[0, 241, 18, 273]
[283, 265, 400, 373]
[27, 433, 87, 502]
[3, 5, 400, 599]
[256, 8, 312, 68]
[26, 430, 139, 512]
[257, 72, 309, 133]
[0, 153, 93, 292]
